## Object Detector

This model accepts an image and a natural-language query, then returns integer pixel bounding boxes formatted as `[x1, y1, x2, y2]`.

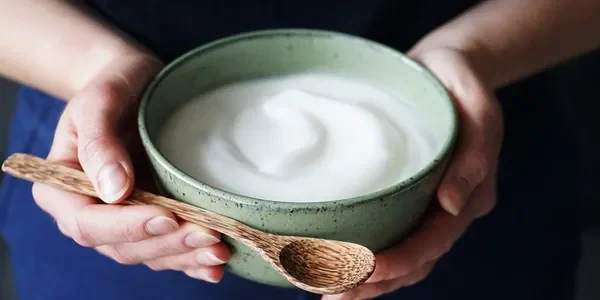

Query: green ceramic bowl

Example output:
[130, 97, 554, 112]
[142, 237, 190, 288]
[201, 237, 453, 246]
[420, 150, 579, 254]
[138, 29, 458, 287]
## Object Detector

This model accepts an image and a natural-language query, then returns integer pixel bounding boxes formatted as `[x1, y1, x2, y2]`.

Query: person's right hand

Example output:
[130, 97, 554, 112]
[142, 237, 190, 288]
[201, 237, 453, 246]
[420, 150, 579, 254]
[31, 53, 230, 283]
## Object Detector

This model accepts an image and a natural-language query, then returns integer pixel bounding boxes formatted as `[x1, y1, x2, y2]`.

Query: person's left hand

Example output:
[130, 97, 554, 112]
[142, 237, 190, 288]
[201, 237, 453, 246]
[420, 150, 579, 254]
[322, 48, 504, 300]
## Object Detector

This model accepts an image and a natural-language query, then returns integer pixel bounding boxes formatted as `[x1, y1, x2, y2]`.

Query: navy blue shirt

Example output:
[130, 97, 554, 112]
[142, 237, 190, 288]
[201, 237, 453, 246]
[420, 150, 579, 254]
[87, 0, 478, 60]
[0, 1, 587, 299]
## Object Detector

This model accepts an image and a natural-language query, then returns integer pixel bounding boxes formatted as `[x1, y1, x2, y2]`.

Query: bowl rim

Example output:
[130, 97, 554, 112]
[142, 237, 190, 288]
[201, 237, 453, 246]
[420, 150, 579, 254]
[138, 28, 458, 209]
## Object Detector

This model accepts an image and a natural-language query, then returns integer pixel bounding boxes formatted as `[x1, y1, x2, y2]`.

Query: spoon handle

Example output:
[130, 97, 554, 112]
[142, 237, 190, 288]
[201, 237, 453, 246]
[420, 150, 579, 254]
[1, 153, 260, 242]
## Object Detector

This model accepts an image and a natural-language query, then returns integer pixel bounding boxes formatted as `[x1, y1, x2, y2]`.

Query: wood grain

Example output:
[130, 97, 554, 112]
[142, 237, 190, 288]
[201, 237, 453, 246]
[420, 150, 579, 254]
[1, 153, 376, 294]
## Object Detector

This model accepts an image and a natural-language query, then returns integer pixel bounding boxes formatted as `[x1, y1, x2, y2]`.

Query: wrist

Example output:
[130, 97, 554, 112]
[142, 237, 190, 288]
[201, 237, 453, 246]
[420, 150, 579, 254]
[67, 42, 162, 98]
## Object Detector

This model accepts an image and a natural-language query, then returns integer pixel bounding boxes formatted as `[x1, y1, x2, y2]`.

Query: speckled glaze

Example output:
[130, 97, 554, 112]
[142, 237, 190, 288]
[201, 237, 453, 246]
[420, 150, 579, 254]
[138, 29, 458, 288]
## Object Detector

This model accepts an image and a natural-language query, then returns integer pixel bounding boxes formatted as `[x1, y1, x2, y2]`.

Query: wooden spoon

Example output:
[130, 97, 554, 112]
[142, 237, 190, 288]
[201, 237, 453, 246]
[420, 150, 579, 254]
[1, 153, 376, 295]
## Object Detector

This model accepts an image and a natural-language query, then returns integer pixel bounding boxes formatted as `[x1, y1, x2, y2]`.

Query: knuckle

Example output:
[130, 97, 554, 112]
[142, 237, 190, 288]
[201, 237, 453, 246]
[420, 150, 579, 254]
[70, 229, 94, 248]
[78, 134, 113, 167]
[379, 264, 411, 281]
[376, 271, 394, 282]
[81, 80, 125, 109]
[412, 264, 435, 285]
[145, 261, 167, 271]
[111, 244, 141, 265]
[403, 255, 425, 275]
[169, 252, 202, 271]
[401, 263, 420, 279]
[145, 255, 192, 272]
[398, 267, 416, 279]
[70, 215, 97, 248]
[156, 240, 181, 258]
[119, 218, 147, 243]
[110, 254, 133, 265]
[89, 78, 136, 114]
[70, 230, 94, 247]
[95, 246, 115, 259]
[372, 262, 394, 281]
[96, 80, 124, 101]
[73, 84, 120, 122]
[404, 271, 430, 288]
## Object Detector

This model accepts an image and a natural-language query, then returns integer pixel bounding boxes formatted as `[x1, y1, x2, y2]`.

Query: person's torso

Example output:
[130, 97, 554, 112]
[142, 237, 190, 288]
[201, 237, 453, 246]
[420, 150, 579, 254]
[87, 0, 480, 61]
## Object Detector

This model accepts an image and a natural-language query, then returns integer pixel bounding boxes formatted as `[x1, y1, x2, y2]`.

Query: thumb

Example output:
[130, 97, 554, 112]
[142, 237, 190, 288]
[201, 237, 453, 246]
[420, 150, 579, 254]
[437, 142, 488, 216]
[70, 55, 163, 204]
[409, 49, 502, 216]
[436, 84, 502, 216]
[72, 79, 135, 204]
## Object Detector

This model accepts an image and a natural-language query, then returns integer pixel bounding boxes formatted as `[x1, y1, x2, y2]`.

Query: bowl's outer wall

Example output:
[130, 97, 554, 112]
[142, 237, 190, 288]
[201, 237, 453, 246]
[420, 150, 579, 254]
[149, 156, 447, 287]
[139, 30, 457, 287]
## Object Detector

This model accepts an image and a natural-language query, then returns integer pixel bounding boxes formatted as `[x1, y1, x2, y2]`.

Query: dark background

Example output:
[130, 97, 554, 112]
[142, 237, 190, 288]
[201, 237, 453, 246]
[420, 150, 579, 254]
[1, 77, 18, 299]
[1, 56, 599, 299]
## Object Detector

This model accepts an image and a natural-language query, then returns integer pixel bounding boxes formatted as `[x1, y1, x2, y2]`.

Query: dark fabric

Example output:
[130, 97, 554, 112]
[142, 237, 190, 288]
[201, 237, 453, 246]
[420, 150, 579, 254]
[0, 1, 586, 299]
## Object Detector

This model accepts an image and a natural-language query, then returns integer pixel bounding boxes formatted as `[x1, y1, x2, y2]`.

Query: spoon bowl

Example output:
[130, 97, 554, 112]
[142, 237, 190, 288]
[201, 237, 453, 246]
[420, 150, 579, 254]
[277, 238, 376, 293]
[1, 153, 376, 295]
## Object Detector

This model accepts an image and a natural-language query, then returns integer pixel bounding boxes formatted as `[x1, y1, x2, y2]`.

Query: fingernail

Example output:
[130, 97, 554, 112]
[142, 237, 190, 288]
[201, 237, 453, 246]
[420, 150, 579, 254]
[197, 251, 227, 266]
[97, 162, 129, 203]
[444, 187, 466, 216]
[189, 269, 220, 283]
[145, 216, 179, 235]
[184, 231, 220, 248]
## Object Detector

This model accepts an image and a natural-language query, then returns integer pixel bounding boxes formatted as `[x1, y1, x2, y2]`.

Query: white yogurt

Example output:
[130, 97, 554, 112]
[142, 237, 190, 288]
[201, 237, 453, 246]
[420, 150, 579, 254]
[157, 72, 438, 202]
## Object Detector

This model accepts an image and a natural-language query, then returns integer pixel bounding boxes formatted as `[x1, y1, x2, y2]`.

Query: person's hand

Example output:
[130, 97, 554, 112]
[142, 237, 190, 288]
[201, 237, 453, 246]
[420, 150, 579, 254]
[322, 48, 504, 300]
[31, 53, 230, 283]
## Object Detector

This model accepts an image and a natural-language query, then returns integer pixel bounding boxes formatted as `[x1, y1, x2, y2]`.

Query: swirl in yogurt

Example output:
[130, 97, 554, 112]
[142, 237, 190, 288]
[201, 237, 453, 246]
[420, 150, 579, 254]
[157, 73, 438, 202]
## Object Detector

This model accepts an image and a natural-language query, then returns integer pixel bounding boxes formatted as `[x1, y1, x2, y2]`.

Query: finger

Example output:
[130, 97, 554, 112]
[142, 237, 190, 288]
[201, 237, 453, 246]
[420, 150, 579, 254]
[95, 222, 220, 263]
[71, 79, 136, 204]
[437, 137, 489, 216]
[366, 204, 474, 283]
[33, 182, 178, 247]
[323, 261, 436, 300]
[143, 242, 230, 270]
[409, 49, 502, 216]
[401, 260, 436, 287]
[183, 266, 225, 283]
[437, 89, 492, 216]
